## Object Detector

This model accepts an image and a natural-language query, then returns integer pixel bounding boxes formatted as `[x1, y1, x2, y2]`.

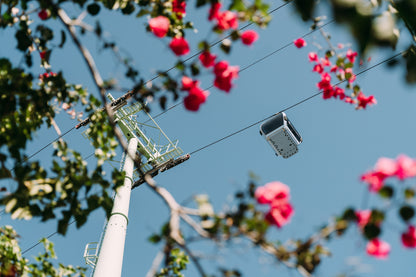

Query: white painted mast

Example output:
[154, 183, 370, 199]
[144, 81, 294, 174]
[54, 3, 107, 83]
[92, 137, 138, 277]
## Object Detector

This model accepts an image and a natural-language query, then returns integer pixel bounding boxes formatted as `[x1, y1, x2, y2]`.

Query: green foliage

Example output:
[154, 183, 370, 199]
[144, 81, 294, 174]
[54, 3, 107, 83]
[156, 248, 189, 277]
[0, 225, 86, 276]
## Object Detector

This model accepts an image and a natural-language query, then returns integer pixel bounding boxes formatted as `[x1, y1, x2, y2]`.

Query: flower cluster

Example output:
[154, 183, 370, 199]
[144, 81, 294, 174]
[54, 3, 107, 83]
[355, 155, 416, 258]
[147, 1, 259, 112]
[294, 38, 377, 109]
[181, 76, 209, 111]
[255, 181, 294, 228]
[361, 155, 416, 192]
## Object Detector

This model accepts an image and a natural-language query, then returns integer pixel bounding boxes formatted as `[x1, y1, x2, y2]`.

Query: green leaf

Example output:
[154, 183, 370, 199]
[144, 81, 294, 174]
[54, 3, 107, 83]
[341, 207, 357, 221]
[404, 188, 415, 199]
[363, 223, 381, 240]
[378, 185, 394, 198]
[399, 205, 415, 222]
[148, 234, 162, 243]
[15, 29, 32, 51]
[87, 3, 101, 16]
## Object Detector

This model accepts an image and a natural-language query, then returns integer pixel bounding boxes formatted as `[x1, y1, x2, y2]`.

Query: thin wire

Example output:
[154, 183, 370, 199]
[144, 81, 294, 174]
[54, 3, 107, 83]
[149, 19, 336, 122]
[189, 50, 407, 156]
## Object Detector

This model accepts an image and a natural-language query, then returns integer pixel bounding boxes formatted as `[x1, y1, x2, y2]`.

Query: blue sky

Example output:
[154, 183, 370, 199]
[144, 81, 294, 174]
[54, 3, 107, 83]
[2, 0, 416, 276]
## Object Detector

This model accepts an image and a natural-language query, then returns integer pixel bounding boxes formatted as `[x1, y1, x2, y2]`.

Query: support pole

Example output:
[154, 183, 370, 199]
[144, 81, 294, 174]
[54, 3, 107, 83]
[93, 137, 138, 277]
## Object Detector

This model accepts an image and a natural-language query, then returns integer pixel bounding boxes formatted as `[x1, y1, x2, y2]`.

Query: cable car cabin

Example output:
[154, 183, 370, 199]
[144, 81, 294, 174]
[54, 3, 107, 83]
[259, 112, 302, 159]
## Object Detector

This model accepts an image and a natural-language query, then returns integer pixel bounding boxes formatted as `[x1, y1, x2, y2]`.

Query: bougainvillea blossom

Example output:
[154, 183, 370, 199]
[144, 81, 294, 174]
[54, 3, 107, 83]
[395, 154, 416, 180]
[255, 181, 290, 204]
[169, 37, 190, 56]
[172, 0, 186, 16]
[308, 52, 318, 62]
[38, 9, 49, 20]
[374, 157, 398, 177]
[361, 171, 386, 192]
[213, 61, 239, 92]
[208, 2, 221, 21]
[313, 64, 324, 74]
[215, 10, 238, 30]
[184, 86, 209, 112]
[265, 202, 294, 228]
[401, 225, 416, 248]
[149, 16, 170, 38]
[355, 210, 371, 228]
[181, 76, 198, 91]
[240, 30, 259, 45]
[39, 51, 47, 60]
[293, 38, 306, 48]
[356, 92, 377, 109]
[199, 51, 216, 68]
[366, 238, 390, 259]
[346, 49, 358, 63]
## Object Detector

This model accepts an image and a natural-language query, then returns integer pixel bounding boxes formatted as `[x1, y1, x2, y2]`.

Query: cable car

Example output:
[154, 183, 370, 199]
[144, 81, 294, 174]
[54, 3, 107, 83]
[259, 112, 302, 158]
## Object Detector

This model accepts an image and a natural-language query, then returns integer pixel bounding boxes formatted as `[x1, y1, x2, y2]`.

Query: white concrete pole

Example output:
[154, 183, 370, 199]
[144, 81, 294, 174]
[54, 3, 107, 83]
[93, 137, 138, 277]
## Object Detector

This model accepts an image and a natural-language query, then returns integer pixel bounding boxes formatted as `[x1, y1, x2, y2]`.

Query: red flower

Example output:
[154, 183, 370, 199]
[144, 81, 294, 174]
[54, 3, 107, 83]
[322, 87, 334, 99]
[39, 51, 46, 60]
[330, 65, 338, 72]
[395, 154, 416, 180]
[199, 51, 216, 68]
[357, 92, 376, 109]
[312, 64, 324, 74]
[321, 57, 331, 67]
[345, 68, 356, 83]
[181, 76, 198, 91]
[183, 86, 209, 112]
[402, 225, 416, 248]
[334, 86, 345, 99]
[213, 61, 239, 92]
[255, 181, 290, 205]
[317, 72, 332, 91]
[149, 16, 170, 38]
[366, 238, 390, 259]
[308, 52, 318, 62]
[293, 38, 306, 48]
[169, 37, 190, 56]
[360, 171, 386, 192]
[346, 49, 358, 63]
[172, 0, 186, 16]
[344, 96, 355, 104]
[38, 9, 49, 20]
[265, 202, 294, 228]
[208, 2, 221, 21]
[356, 210, 371, 228]
[240, 30, 258, 45]
[216, 10, 238, 30]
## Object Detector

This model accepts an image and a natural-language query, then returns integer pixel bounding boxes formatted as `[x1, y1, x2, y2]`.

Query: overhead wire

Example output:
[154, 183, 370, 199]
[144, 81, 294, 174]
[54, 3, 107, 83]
[4, 2, 292, 173]
[16, 49, 407, 256]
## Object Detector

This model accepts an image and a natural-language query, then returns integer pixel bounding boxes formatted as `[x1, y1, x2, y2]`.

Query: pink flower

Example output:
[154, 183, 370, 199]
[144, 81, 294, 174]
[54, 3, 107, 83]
[172, 0, 186, 16]
[395, 154, 416, 180]
[216, 10, 238, 30]
[312, 64, 324, 74]
[183, 86, 209, 112]
[240, 30, 259, 45]
[181, 76, 198, 91]
[62, 103, 70, 110]
[38, 9, 49, 20]
[199, 51, 216, 68]
[357, 92, 377, 109]
[265, 202, 294, 228]
[322, 87, 334, 99]
[149, 16, 170, 38]
[374, 157, 397, 177]
[169, 37, 190, 56]
[317, 72, 332, 91]
[330, 65, 338, 73]
[360, 171, 386, 192]
[366, 238, 390, 259]
[308, 52, 318, 62]
[401, 225, 416, 248]
[334, 86, 345, 99]
[346, 49, 358, 63]
[320, 57, 331, 67]
[213, 61, 239, 93]
[255, 181, 290, 204]
[356, 210, 371, 228]
[293, 38, 306, 48]
[344, 96, 355, 104]
[208, 2, 221, 21]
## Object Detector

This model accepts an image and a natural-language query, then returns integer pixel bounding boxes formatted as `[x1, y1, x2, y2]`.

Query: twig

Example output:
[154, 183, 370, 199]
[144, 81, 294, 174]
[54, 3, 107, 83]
[179, 243, 208, 277]
[145, 249, 165, 277]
